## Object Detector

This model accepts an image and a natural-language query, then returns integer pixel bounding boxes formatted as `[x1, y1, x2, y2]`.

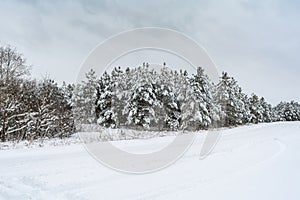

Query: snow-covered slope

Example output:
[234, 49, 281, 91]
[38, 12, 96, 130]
[0, 122, 300, 200]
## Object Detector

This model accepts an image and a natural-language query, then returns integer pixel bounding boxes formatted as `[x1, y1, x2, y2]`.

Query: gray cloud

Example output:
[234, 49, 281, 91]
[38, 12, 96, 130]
[0, 0, 299, 105]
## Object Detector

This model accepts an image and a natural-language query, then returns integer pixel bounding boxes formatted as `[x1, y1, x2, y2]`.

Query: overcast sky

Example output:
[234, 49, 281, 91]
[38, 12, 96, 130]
[0, 0, 299, 105]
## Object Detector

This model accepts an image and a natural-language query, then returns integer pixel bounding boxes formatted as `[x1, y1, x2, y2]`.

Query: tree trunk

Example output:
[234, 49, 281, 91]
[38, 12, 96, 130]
[1, 112, 6, 142]
[0, 87, 6, 142]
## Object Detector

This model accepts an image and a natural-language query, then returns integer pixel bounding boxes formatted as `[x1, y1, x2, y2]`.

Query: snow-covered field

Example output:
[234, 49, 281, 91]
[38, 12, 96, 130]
[0, 122, 300, 200]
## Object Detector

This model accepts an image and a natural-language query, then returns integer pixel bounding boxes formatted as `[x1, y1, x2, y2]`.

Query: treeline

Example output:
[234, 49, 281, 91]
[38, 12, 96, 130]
[79, 64, 300, 131]
[1, 46, 300, 142]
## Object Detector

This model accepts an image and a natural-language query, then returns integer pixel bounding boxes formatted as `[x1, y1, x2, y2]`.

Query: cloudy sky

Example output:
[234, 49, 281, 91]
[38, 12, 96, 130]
[0, 0, 299, 105]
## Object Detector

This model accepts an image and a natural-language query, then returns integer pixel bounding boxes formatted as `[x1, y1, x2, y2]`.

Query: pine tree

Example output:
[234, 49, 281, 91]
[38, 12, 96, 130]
[111, 67, 126, 127]
[175, 69, 195, 130]
[34, 79, 59, 138]
[260, 97, 273, 123]
[240, 93, 252, 124]
[191, 67, 221, 129]
[249, 94, 264, 124]
[124, 65, 159, 129]
[95, 71, 117, 128]
[215, 72, 247, 126]
[73, 69, 98, 126]
[274, 101, 300, 121]
[58, 82, 75, 138]
[176, 67, 214, 130]
[155, 66, 180, 130]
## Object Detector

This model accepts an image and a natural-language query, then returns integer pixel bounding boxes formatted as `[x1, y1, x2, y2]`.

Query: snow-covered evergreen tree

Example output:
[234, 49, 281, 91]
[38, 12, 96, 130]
[215, 72, 248, 126]
[95, 71, 117, 128]
[34, 80, 58, 138]
[274, 101, 300, 121]
[73, 69, 98, 126]
[174, 70, 195, 130]
[240, 93, 252, 124]
[260, 97, 273, 123]
[33, 79, 74, 139]
[248, 94, 264, 124]
[175, 67, 216, 130]
[155, 66, 180, 130]
[124, 64, 159, 129]
[190, 67, 221, 129]
[57, 82, 75, 138]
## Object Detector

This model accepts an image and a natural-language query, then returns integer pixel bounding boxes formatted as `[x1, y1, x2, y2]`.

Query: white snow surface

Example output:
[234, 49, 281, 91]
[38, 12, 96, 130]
[0, 122, 300, 200]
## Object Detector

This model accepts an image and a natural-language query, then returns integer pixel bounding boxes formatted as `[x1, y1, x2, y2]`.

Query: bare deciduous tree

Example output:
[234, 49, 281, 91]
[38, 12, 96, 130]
[0, 46, 30, 142]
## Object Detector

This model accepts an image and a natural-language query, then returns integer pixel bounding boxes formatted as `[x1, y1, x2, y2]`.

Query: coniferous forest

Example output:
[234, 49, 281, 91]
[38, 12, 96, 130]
[1, 46, 300, 142]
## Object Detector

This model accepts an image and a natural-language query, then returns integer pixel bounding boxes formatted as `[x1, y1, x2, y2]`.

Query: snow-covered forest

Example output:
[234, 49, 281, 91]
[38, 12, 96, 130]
[1, 46, 300, 142]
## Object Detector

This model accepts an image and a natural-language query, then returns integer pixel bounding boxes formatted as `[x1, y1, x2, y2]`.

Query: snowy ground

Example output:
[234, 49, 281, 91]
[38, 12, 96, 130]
[0, 122, 300, 200]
